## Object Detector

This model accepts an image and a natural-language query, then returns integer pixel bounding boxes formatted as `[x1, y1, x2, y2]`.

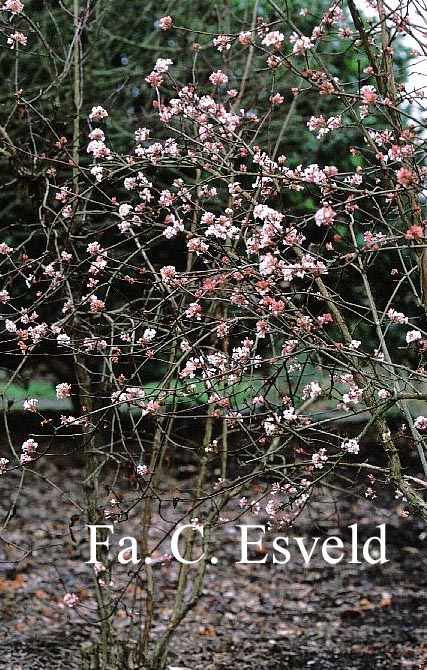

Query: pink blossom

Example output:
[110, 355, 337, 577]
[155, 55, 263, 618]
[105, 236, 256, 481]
[238, 31, 252, 45]
[7, 31, 27, 48]
[269, 92, 284, 106]
[140, 328, 156, 343]
[136, 464, 150, 476]
[396, 167, 417, 187]
[387, 308, 408, 324]
[342, 386, 363, 406]
[314, 203, 337, 226]
[264, 416, 280, 436]
[63, 593, 79, 608]
[118, 203, 132, 218]
[405, 224, 424, 240]
[261, 31, 285, 50]
[86, 242, 104, 255]
[209, 70, 228, 86]
[281, 339, 298, 355]
[5, 319, 16, 332]
[308, 115, 326, 132]
[364, 231, 386, 247]
[360, 85, 378, 104]
[265, 499, 279, 517]
[4, 0, 24, 14]
[256, 319, 268, 338]
[290, 32, 313, 55]
[117, 386, 145, 404]
[88, 128, 105, 142]
[259, 253, 278, 276]
[185, 302, 202, 320]
[180, 357, 202, 379]
[187, 237, 208, 255]
[160, 265, 176, 284]
[317, 313, 333, 326]
[145, 71, 163, 87]
[87, 140, 111, 159]
[283, 407, 297, 423]
[87, 295, 105, 312]
[158, 15, 173, 30]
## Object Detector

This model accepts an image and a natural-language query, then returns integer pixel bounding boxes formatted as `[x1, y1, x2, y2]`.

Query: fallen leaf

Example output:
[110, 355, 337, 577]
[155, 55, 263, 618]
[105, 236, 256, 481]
[0, 574, 24, 590]
[199, 623, 216, 637]
[379, 593, 392, 607]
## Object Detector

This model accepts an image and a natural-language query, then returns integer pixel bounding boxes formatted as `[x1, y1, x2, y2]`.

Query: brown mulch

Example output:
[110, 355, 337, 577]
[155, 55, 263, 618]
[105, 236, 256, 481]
[1, 459, 427, 670]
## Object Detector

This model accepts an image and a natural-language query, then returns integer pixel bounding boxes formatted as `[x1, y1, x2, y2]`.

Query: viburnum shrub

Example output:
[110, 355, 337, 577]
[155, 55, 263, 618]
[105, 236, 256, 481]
[1, 0, 427, 668]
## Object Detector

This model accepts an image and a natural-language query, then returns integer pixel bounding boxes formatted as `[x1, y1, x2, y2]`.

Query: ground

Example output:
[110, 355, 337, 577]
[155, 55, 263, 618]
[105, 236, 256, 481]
[1, 458, 427, 670]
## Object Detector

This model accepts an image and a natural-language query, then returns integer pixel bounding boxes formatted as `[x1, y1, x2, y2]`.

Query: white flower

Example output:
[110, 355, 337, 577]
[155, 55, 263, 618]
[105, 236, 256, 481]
[5, 319, 16, 332]
[90, 166, 104, 182]
[57, 333, 71, 346]
[118, 203, 132, 217]
[312, 448, 328, 469]
[21, 438, 38, 453]
[283, 407, 297, 422]
[263, 416, 280, 435]
[340, 438, 360, 454]
[23, 398, 38, 412]
[141, 328, 156, 343]
[0, 458, 9, 475]
[89, 106, 108, 122]
[302, 382, 322, 400]
[406, 330, 422, 344]
[154, 58, 173, 74]
[56, 382, 72, 399]
[93, 561, 106, 574]
[414, 416, 427, 430]
[377, 389, 390, 399]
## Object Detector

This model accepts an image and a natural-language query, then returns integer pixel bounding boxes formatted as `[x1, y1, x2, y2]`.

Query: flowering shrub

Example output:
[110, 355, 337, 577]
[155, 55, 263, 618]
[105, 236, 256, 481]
[1, 0, 427, 668]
